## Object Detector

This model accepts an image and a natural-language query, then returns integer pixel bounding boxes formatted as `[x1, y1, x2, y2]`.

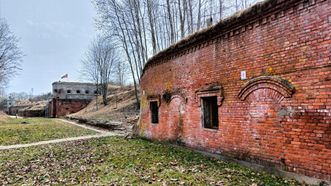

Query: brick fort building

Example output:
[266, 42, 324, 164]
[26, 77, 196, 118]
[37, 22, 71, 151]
[137, 0, 331, 183]
[48, 81, 97, 118]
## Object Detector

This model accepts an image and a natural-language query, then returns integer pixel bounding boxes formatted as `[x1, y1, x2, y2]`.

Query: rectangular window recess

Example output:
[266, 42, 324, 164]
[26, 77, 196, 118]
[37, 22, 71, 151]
[202, 96, 219, 129]
[150, 101, 159, 124]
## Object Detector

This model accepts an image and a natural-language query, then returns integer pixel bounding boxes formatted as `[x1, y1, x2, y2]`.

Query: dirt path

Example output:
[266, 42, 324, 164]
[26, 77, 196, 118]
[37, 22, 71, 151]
[58, 119, 109, 134]
[0, 119, 122, 151]
[9, 115, 23, 119]
[0, 133, 119, 150]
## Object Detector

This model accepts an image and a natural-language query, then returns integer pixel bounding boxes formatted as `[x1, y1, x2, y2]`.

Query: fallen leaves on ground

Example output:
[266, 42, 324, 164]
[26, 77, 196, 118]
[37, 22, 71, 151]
[0, 137, 302, 185]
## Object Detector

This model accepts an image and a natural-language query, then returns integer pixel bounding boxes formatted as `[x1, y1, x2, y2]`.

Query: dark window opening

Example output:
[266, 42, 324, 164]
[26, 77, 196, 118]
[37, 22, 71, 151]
[76, 90, 81, 94]
[94, 90, 98, 94]
[85, 90, 90, 94]
[202, 96, 219, 129]
[150, 101, 159, 124]
[67, 90, 71, 94]
[54, 89, 58, 93]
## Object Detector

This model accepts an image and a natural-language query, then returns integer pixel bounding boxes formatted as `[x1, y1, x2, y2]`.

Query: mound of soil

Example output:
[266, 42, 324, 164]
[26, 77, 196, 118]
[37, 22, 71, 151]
[68, 86, 140, 135]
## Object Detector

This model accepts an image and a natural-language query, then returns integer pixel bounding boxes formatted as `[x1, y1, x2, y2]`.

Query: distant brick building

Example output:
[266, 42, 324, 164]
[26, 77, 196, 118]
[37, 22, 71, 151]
[138, 0, 330, 183]
[8, 100, 47, 117]
[48, 81, 97, 117]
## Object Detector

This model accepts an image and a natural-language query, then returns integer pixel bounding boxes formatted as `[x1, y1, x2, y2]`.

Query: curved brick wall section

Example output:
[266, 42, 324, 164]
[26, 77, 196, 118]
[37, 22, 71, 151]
[138, 0, 331, 181]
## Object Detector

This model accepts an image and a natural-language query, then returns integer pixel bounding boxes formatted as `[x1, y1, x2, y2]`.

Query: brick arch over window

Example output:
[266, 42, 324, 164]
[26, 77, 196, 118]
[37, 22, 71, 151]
[238, 76, 295, 102]
[170, 94, 186, 103]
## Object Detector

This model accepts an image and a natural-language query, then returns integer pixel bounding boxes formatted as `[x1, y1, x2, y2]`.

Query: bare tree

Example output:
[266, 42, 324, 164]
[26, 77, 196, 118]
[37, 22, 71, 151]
[113, 60, 129, 87]
[178, 0, 186, 38]
[81, 36, 118, 106]
[235, 0, 239, 11]
[166, 0, 175, 43]
[0, 19, 22, 90]
[219, 0, 224, 20]
[8, 92, 29, 101]
[93, 0, 262, 108]
[94, 0, 142, 108]
[146, 0, 157, 54]
[197, 0, 202, 30]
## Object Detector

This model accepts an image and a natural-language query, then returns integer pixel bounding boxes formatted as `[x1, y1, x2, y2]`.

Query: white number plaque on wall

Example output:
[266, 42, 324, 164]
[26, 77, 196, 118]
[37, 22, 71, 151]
[241, 71, 247, 80]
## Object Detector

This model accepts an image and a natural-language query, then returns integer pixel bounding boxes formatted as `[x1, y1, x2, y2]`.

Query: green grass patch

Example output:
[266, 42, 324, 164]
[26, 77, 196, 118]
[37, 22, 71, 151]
[0, 137, 302, 185]
[0, 117, 97, 146]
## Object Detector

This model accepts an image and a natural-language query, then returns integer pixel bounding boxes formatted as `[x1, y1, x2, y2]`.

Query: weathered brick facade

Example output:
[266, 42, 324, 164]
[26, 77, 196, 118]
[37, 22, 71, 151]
[48, 82, 96, 117]
[138, 0, 331, 182]
[49, 98, 91, 118]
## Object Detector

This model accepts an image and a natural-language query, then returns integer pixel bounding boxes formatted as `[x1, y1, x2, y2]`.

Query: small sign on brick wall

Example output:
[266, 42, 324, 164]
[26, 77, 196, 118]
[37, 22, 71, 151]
[241, 71, 247, 80]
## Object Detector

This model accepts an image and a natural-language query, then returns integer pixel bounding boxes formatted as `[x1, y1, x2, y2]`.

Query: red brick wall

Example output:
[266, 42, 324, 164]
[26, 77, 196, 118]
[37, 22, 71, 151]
[50, 99, 90, 118]
[138, 0, 331, 180]
[20, 110, 45, 117]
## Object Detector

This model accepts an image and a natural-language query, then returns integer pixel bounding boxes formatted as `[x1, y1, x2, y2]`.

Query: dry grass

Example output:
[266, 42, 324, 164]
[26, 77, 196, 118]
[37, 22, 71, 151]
[0, 137, 301, 185]
[0, 117, 97, 146]
[71, 87, 139, 123]
[0, 112, 9, 122]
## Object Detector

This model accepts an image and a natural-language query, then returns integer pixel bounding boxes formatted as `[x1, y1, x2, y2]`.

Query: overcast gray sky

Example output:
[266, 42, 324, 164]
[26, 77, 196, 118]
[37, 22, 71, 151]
[1, 0, 97, 95]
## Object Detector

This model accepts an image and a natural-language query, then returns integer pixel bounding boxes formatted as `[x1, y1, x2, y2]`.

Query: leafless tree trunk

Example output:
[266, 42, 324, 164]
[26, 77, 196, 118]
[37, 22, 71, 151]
[146, 0, 157, 54]
[111, 0, 140, 108]
[123, 11, 141, 80]
[133, 0, 147, 67]
[197, 0, 202, 30]
[81, 49, 100, 109]
[235, 0, 239, 11]
[189, 0, 194, 32]
[0, 19, 22, 89]
[113, 60, 128, 87]
[178, 0, 186, 38]
[209, 0, 213, 18]
[81, 36, 118, 106]
[242, 0, 248, 9]
[219, 0, 224, 20]
[166, 0, 175, 44]
[92, 0, 262, 108]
